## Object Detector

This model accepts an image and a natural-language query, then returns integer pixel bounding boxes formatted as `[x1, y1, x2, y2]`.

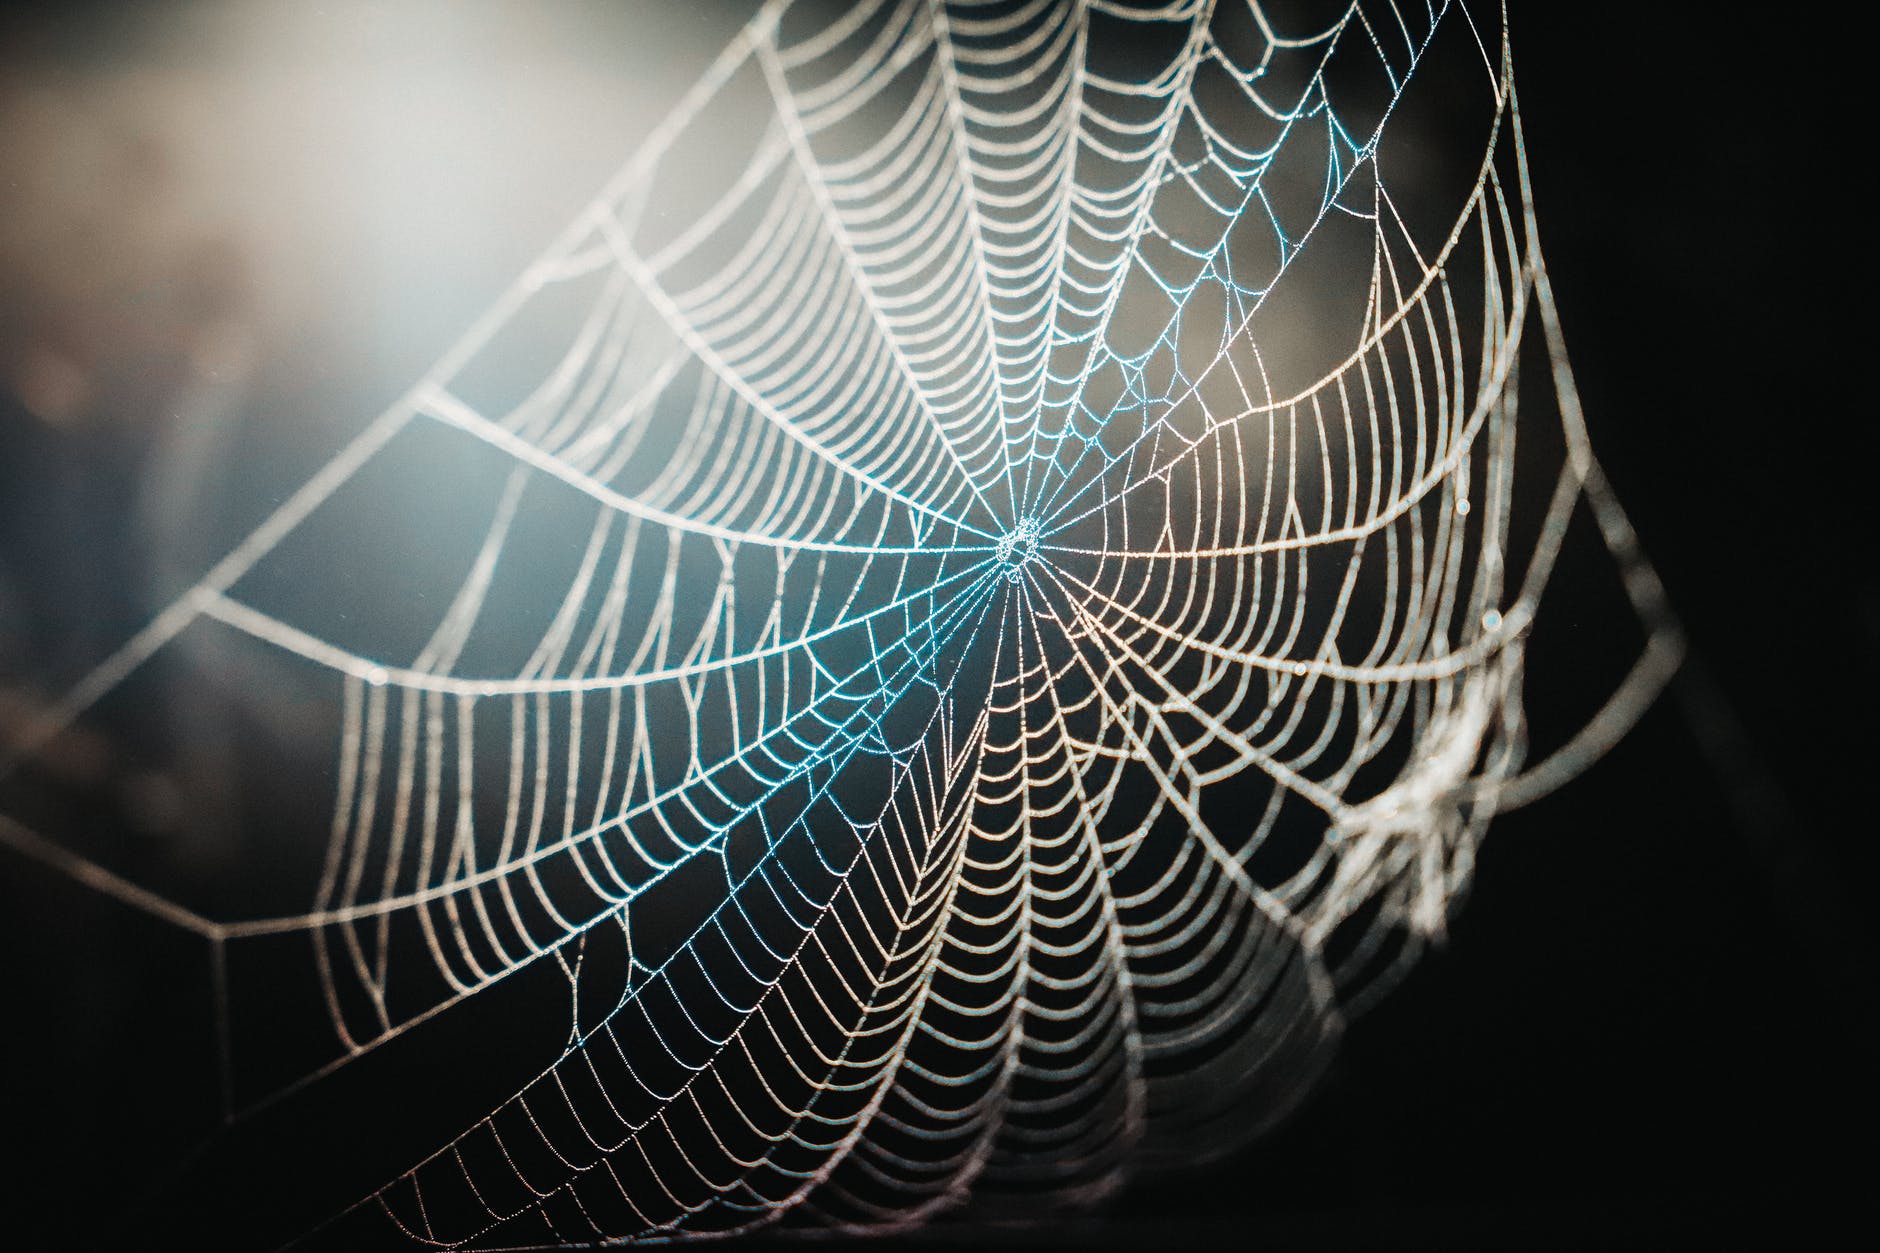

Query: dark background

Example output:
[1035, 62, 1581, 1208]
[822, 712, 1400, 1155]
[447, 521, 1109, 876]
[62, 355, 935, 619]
[1, 3, 1870, 1249]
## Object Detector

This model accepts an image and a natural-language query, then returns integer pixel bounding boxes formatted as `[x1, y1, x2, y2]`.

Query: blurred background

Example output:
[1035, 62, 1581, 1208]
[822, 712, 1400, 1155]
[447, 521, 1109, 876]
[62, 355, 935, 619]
[0, 2, 1868, 1248]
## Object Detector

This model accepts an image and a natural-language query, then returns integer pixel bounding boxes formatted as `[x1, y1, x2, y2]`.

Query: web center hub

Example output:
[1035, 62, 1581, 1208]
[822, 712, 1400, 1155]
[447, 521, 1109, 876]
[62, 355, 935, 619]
[996, 516, 1043, 584]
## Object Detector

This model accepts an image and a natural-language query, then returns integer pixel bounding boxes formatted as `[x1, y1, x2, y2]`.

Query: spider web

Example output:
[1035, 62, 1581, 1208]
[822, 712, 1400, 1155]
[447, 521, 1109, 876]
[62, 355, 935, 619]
[0, 0, 1682, 1245]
